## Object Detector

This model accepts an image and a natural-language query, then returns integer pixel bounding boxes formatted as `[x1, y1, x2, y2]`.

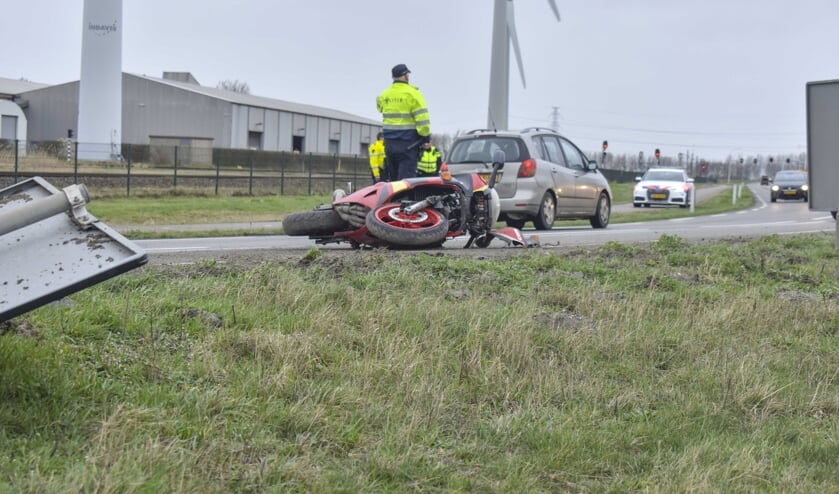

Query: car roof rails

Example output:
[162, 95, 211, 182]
[521, 127, 558, 134]
[464, 128, 494, 135]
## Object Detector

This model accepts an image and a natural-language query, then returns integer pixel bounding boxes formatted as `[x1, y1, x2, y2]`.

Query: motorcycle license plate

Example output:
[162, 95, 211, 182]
[479, 172, 501, 183]
[651, 193, 666, 199]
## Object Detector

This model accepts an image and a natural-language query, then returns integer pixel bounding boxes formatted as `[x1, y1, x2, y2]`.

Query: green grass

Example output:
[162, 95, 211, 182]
[88, 195, 331, 226]
[2, 234, 838, 492]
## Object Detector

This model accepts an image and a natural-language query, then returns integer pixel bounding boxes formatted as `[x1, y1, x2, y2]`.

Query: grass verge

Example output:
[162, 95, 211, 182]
[1, 233, 838, 492]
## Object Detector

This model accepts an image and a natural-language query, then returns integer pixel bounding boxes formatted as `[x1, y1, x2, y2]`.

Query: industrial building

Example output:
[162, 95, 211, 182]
[1, 72, 382, 159]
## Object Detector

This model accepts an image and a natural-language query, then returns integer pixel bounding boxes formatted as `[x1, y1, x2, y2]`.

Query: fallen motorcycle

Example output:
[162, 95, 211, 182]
[283, 150, 527, 249]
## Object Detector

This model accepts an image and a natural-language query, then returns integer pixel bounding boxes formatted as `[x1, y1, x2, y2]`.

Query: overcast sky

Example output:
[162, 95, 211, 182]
[3, 0, 838, 161]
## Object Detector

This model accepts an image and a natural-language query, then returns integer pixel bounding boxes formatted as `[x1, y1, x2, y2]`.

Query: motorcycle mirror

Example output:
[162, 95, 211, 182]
[492, 150, 506, 168]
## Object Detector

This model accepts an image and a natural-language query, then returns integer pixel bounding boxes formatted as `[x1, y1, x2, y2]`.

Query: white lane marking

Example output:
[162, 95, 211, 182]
[142, 246, 210, 252]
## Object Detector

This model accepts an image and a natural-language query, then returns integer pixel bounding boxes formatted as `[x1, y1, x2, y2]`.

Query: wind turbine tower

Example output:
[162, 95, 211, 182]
[77, 0, 123, 161]
[487, 0, 560, 131]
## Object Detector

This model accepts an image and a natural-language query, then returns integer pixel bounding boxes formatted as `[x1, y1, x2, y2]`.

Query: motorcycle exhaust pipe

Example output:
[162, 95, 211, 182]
[403, 196, 439, 215]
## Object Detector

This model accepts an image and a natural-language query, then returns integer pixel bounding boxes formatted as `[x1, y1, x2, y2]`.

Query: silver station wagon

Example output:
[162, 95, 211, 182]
[444, 128, 612, 230]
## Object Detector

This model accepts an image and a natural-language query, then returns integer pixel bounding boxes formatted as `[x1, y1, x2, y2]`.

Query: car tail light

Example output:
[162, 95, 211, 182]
[517, 159, 537, 178]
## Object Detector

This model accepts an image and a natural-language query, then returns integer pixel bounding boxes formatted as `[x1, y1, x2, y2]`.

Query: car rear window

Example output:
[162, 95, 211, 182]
[448, 137, 523, 163]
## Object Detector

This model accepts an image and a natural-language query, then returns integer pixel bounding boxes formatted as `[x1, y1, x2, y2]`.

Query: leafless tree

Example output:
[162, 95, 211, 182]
[217, 80, 251, 94]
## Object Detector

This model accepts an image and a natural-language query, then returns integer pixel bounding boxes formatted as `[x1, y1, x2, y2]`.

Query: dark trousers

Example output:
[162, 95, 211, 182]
[384, 139, 420, 180]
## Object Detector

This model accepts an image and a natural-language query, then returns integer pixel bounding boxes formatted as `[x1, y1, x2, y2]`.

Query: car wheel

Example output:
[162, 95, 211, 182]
[533, 192, 556, 230]
[770, 195, 777, 203]
[589, 192, 610, 229]
[633, 203, 641, 208]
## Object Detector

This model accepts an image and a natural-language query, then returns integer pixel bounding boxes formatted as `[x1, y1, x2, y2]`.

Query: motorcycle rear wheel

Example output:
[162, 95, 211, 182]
[283, 209, 348, 236]
[365, 203, 449, 247]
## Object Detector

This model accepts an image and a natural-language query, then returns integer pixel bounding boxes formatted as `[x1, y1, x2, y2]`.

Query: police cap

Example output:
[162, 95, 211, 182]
[391, 64, 411, 78]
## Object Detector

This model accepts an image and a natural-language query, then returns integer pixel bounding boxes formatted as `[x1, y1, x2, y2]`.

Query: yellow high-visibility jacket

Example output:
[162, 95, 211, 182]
[418, 146, 442, 174]
[376, 81, 431, 140]
[368, 139, 386, 179]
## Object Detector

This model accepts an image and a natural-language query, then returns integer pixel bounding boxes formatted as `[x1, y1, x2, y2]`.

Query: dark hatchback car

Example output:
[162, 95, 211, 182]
[770, 170, 808, 202]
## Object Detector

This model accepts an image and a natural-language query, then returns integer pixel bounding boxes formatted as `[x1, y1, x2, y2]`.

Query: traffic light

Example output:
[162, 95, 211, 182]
[701, 162, 707, 172]
[67, 129, 74, 139]
[769, 157, 774, 163]
[753, 158, 757, 164]
[739, 158, 744, 164]
[602, 140, 608, 151]
[654, 148, 660, 158]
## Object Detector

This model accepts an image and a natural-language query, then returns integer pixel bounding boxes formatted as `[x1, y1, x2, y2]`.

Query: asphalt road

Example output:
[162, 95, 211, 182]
[132, 183, 838, 263]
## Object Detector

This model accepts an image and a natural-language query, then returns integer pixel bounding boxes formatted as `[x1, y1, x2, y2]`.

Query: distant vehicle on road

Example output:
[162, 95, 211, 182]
[760, 175, 770, 186]
[633, 168, 694, 208]
[770, 170, 808, 202]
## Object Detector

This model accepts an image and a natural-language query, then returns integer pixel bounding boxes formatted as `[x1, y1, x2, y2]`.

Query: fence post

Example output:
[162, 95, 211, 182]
[126, 144, 132, 196]
[353, 154, 358, 189]
[248, 150, 254, 195]
[73, 141, 79, 184]
[173, 146, 178, 188]
[307, 152, 313, 195]
[332, 155, 337, 191]
[13, 139, 19, 182]
[280, 154, 285, 195]
[215, 155, 220, 196]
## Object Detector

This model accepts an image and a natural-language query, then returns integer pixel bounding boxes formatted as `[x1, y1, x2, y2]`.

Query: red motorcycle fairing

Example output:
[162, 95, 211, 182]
[333, 175, 485, 211]
[488, 227, 530, 247]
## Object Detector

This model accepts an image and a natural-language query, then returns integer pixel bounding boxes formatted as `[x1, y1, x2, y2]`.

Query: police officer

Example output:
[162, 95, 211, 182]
[368, 132, 386, 183]
[417, 141, 442, 177]
[376, 64, 431, 180]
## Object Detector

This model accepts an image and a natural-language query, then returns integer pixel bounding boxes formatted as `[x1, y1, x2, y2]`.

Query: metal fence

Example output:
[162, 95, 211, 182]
[0, 139, 373, 196]
[0, 138, 715, 195]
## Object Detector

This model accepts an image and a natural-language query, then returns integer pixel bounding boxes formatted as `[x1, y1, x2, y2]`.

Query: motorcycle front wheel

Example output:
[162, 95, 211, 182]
[283, 209, 348, 236]
[365, 203, 449, 247]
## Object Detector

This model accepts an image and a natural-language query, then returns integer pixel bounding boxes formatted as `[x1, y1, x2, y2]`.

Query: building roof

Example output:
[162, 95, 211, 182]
[0, 77, 50, 99]
[0, 72, 380, 127]
[132, 73, 381, 126]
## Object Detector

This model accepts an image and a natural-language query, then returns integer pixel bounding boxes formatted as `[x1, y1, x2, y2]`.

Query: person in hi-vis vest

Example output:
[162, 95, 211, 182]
[368, 132, 387, 183]
[417, 142, 442, 177]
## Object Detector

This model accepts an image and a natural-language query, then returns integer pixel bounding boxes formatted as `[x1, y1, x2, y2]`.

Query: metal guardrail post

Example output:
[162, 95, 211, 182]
[0, 184, 91, 237]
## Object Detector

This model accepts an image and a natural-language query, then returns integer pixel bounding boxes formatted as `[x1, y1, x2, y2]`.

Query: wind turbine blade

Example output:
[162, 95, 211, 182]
[547, 0, 561, 22]
[506, 0, 526, 89]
